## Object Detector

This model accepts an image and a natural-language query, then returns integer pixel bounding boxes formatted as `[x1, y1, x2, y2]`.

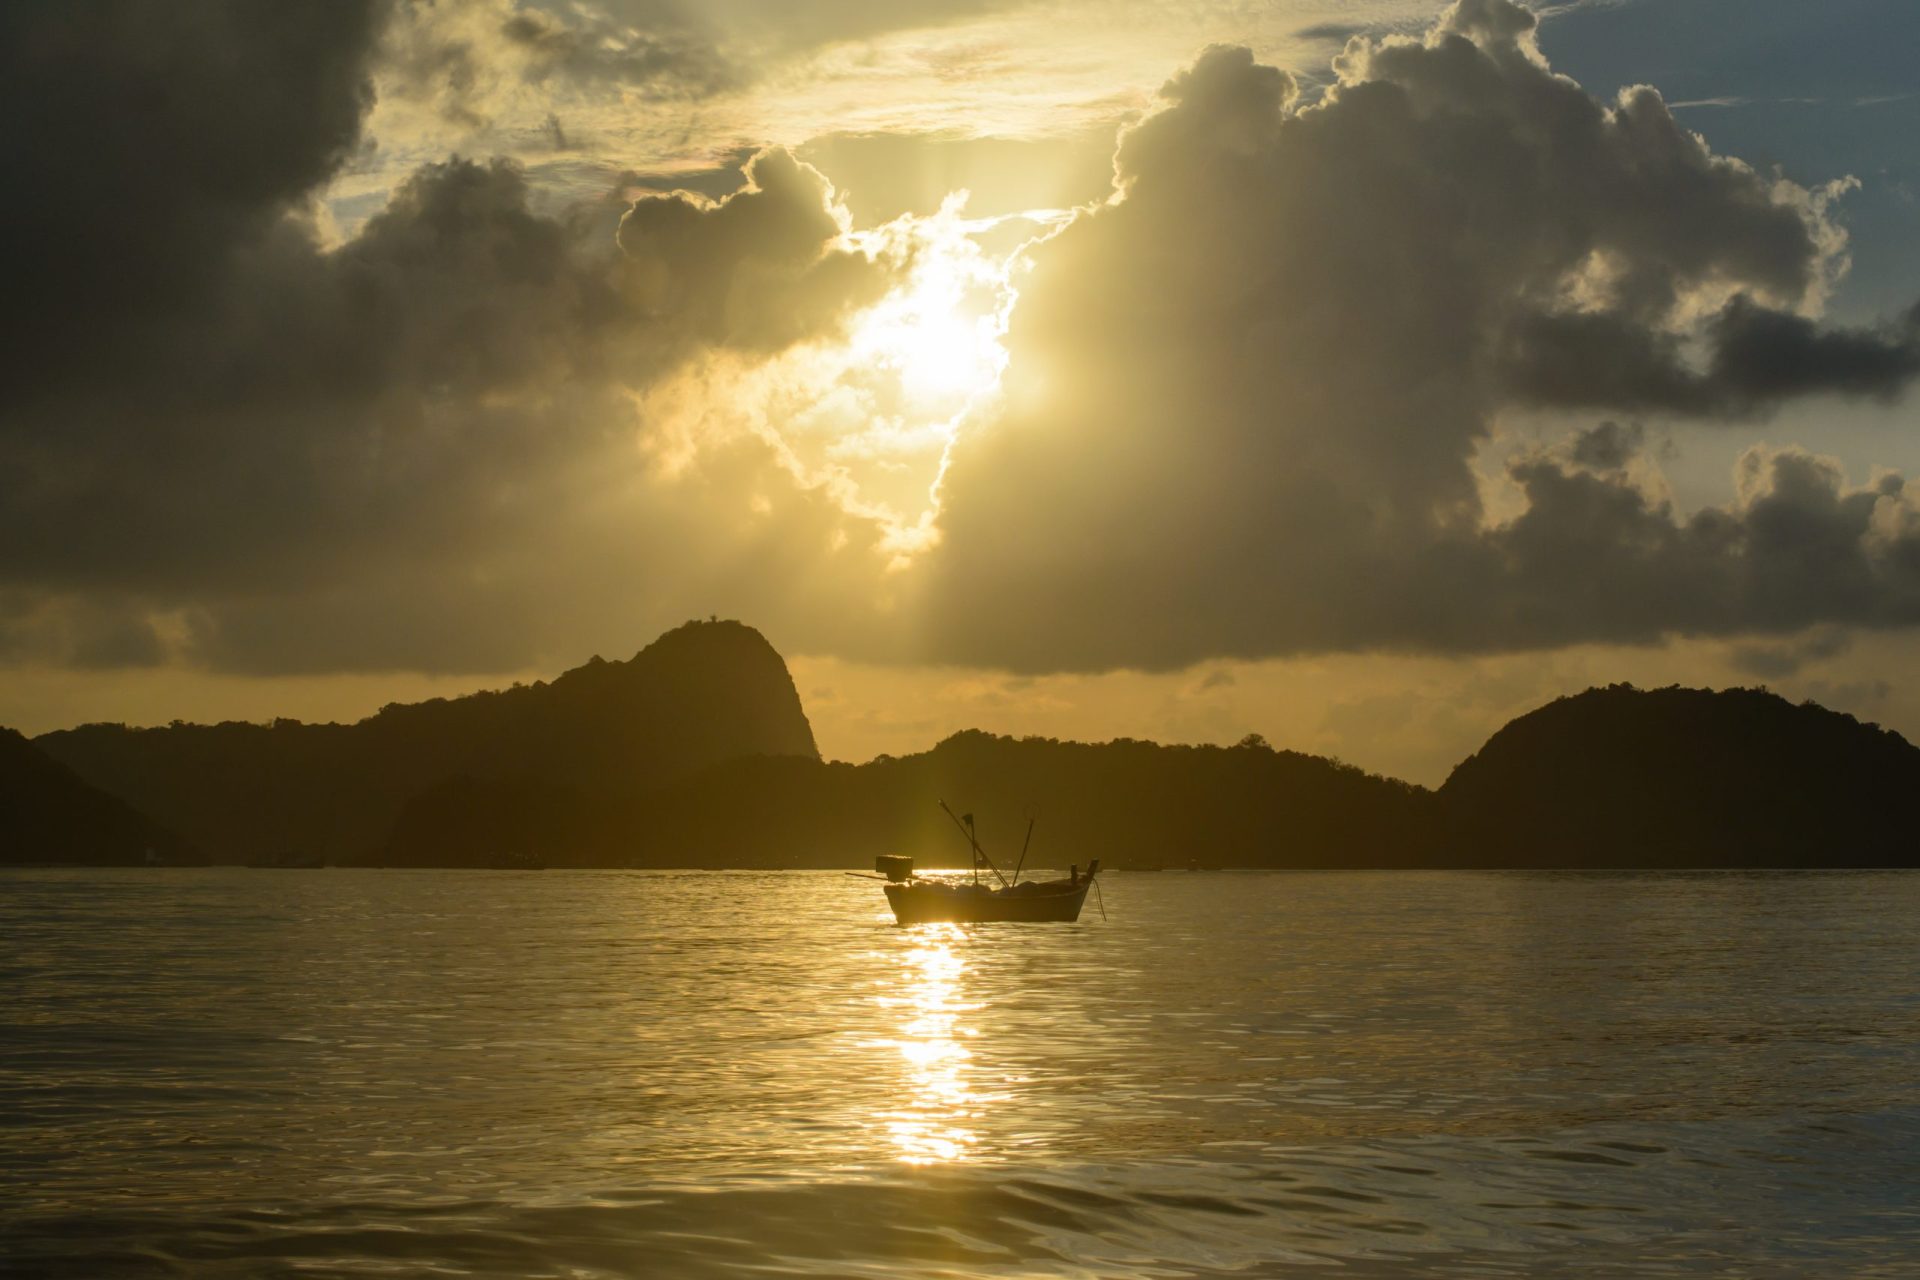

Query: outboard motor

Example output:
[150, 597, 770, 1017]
[875, 854, 914, 883]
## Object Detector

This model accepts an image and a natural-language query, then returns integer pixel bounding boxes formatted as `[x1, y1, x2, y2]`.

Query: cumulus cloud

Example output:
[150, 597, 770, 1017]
[919, 0, 1920, 669]
[0, 4, 899, 674]
[617, 149, 891, 350]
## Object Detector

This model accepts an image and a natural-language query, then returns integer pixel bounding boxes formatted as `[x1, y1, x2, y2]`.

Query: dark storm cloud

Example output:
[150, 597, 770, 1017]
[1705, 297, 1920, 404]
[1501, 295, 1920, 415]
[921, 0, 1920, 670]
[0, 4, 893, 673]
[0, 145, 885, 668]
[0, 157, 621, 598]
[0, 1, 381, 400]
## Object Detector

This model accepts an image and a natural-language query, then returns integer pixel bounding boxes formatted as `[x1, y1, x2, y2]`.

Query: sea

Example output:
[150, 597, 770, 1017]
[4, 868, 1918, 1278]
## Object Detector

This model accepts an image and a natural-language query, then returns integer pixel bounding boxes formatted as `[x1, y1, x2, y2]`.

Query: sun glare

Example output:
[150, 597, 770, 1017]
[633, 194, 1035, 565]
[847, 239, 1009, 413]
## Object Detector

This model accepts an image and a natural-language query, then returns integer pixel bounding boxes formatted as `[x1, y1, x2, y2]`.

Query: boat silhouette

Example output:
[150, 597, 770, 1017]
[861, 803, 1102, 924]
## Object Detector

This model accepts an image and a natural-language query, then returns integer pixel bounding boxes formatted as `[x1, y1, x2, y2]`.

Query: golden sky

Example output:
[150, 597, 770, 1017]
[3, 0, 1919, 784]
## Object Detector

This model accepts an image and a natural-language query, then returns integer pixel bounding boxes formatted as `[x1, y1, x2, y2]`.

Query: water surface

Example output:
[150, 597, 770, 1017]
[4, 868, 1918, 1276]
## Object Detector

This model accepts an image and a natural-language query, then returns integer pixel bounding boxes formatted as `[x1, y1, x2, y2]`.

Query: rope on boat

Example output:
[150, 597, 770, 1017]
[1093, 876, 1108, 922]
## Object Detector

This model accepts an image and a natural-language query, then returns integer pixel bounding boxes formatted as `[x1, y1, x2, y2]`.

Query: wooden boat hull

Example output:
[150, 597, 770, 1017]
[884, 879, 1092, 924]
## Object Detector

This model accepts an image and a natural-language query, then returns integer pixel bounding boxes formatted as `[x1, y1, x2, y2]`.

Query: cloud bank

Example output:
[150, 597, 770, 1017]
[0, 2, 894, 673]
[2, 0, 1919, 686]
[921, 0, 1920, 668]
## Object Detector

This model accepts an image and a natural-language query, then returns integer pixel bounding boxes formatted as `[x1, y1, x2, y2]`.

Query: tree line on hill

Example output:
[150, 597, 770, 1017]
[4, 622, 1916, 870]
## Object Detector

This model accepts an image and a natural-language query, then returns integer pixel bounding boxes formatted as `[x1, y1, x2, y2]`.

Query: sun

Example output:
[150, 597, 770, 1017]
[846, 202, 1013, 418]
[631, 196, 1032, 566]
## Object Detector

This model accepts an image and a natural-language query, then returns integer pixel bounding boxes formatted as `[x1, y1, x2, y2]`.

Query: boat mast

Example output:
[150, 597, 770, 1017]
[1011, 817, 1035, 887]
[939, 801, 1009, 889]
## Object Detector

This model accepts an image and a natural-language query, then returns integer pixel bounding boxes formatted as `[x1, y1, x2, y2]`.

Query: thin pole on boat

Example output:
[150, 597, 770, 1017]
[940, 801, 1009, 889]
[965, 810, 977, 886]
[1011, 817, 1035, 887]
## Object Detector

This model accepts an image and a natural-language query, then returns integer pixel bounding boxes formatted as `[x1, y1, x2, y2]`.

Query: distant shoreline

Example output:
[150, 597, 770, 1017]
[9, 625, 1916, 874]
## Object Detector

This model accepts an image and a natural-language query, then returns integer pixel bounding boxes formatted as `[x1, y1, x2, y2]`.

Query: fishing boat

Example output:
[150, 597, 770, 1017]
[859, 802, 1103, 925]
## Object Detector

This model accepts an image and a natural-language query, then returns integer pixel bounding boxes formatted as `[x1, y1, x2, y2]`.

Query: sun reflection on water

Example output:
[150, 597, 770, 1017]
[875, 923, 1004, 1165]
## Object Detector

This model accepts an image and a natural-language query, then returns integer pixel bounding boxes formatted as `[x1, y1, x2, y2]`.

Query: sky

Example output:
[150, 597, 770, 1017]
[3, 0, 1919, 785]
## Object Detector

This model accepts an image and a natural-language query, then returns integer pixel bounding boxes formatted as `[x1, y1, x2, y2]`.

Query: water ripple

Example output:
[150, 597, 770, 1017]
[4, 867, 1920, 1275]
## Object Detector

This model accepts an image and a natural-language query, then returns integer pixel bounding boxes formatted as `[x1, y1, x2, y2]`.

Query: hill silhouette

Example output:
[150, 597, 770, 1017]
[17, 626, 1920, 870]
[383, 686, 1920, 870]
[377, 730, 1435, 868]
[1438, 684, 1920, 867]
[36, 620, 817, 864]
[0, 728, 194, 866]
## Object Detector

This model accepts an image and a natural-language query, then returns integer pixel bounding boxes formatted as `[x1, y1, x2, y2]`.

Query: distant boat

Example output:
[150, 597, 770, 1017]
[862, 803, 1102, 925]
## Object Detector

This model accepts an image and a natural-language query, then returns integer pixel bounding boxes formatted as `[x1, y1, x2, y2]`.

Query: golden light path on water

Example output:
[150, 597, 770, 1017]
[873, 922, 1012, 1165]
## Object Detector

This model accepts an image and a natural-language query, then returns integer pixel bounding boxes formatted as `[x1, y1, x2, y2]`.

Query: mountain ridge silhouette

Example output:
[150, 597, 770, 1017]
[1438, 683, 1917, 867]
[0, 728, 194, 866]
[32, 619, 817, 864]
[8, 624, 1916, 868]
